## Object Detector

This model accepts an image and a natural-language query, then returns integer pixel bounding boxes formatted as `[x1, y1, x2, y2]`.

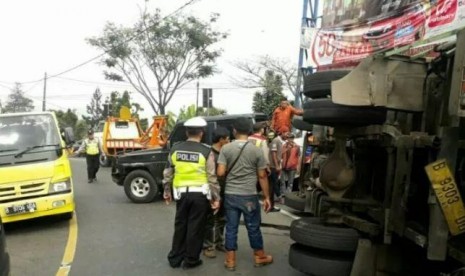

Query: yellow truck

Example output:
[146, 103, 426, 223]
[0, 111, 75, 223]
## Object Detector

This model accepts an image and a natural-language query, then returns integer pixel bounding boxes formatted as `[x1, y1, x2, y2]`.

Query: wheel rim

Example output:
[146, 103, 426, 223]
[130, 177, 150, 198]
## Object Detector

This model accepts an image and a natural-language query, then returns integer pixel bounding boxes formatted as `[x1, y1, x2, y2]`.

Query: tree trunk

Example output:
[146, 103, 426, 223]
[159, 105, 165, 115]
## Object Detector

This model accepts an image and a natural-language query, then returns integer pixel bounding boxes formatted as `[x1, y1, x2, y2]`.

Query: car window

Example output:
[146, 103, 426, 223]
[215, 119, 237, 140]
[169, 122, 213, 146]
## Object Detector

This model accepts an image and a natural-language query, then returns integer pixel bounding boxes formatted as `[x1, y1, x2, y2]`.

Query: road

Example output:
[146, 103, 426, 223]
[5, 158, 305, 276]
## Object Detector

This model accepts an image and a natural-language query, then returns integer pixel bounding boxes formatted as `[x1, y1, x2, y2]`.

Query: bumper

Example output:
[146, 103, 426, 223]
[111, 172, 123, 186]
[0, 192, 75, 223]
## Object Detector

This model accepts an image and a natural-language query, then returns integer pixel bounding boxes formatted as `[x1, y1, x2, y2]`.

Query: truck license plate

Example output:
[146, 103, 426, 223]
[5, 202, 37, 216]
[425, 159, 465, 236]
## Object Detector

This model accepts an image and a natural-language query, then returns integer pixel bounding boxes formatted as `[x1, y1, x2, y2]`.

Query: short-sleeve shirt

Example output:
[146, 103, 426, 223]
[269, 136, 284, 168]
[218, 140, 267, 195]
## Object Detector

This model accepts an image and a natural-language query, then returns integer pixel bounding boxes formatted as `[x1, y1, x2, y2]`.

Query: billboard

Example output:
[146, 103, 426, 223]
[302, 0, 465, 69]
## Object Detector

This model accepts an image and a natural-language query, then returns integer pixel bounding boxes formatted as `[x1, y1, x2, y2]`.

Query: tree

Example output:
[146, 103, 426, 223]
[53, 109, 78, 130]
[2, 83, 34, 113]
[166, 104, 226, 133]
[109, 91, 143, 117]
[252, 70, 286, 118]
[87, 6, 228, 115]
[83, 88, 104, 127]
[232, 55, 298, 96]
[75, 120, 89, 140]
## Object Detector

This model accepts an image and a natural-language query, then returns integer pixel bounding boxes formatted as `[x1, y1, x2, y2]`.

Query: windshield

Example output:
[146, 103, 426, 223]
[0, 114, 62, 165]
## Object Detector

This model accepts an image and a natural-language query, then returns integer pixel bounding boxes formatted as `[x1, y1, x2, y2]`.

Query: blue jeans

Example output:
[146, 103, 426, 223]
[224, 194, 264, 251]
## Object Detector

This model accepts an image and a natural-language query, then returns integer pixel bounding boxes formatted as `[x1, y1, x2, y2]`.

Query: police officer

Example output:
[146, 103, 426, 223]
[76, 129, 104, 183]
[163, 117, 221, 270]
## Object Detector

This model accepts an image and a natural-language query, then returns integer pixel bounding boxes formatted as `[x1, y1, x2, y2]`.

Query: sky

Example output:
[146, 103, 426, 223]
[0, 0, 303, 120]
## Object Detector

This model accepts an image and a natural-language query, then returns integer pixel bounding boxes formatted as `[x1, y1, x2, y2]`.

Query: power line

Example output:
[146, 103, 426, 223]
[18, 0, 201, 85]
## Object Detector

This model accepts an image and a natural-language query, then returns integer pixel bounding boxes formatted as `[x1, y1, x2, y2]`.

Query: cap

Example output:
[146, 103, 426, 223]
[184, 117, 207, 128]
[87, 129, 94, 135]
[267, 131, 275, 139]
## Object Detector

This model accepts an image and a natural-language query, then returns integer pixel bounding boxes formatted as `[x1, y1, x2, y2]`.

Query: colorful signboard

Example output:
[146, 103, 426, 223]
[302, 0, 465, 69]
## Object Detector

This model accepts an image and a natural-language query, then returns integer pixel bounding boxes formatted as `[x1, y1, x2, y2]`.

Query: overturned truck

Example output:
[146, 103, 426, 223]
[287, 3, 465, 274]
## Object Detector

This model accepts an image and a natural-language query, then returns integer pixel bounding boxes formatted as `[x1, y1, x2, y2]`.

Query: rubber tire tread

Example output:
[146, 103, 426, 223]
[284, 192, 305, 211]
[124, 170, 158, 203]
[292, 116, 313, 131]
[303, 70, 350, 98]
[290, 217, 359, 252]
[302, 99, 387, 126]
[289, 243, 353, 276]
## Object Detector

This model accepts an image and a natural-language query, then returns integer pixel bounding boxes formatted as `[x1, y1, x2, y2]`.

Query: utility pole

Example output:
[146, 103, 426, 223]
[196, 81, 199, 115]
[42, 72, 47, 111]
[0, 99, 3, 114]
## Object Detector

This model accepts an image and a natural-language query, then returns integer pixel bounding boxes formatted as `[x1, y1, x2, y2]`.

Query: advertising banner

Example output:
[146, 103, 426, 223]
[302, 0, 465, 69]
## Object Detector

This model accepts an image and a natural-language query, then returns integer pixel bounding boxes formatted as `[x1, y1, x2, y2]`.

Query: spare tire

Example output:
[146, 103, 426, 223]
[303, 99, 386, 126]
[290, 217, 360, 252]
[292, 116, 313, 131]
[303, 70, 350, 99]
[284, 192, 306, 211]
[289, 243, 353, 276]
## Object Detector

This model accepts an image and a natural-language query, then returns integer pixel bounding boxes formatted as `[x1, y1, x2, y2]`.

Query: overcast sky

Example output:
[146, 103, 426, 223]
[0, 0, 303, 119]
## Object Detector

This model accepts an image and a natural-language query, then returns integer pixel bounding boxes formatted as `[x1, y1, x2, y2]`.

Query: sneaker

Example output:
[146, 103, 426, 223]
[269, 207, 281, 212]
[87, 179, 93, 183]
[203, 248, 216, 258]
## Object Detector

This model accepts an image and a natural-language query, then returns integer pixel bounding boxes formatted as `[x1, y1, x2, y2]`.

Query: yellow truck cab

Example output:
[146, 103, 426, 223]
[0, 112, 75, 223]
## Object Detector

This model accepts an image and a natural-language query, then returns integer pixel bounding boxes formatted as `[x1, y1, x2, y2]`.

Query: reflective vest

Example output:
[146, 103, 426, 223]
[85, 139, 100, 155]
[170, 141, 210, 188]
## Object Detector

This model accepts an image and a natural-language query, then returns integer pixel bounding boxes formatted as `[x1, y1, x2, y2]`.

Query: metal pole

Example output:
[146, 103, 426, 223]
[42, 72, 47, 111]
[196, 81, 199, 115]
[294, 0, 311, 109]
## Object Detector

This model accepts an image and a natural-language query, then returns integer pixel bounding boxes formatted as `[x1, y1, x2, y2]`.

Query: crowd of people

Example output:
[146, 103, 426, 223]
[161, 99, 303, 271]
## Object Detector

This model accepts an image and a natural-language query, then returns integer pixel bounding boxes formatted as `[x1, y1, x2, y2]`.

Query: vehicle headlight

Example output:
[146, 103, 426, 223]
[49, 179, 72, 193]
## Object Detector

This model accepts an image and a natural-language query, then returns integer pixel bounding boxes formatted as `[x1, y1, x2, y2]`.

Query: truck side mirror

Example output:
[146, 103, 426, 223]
[63, 127, 75, 145]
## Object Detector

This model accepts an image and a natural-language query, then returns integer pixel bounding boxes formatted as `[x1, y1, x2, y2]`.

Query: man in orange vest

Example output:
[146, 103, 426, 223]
[271, 99, 303, 135]
[281, 133, 301, 194]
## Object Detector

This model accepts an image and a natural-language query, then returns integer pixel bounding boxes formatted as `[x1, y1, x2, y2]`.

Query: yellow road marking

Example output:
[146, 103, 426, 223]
[56, 212, 78, 276]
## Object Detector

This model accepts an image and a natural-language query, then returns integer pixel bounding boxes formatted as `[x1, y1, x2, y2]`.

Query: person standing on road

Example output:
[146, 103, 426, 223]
[163, 117, 221, 270]
[281, 133, 301, 194]
[217, 117, 273, 271]
[248, 122, 270, 193]
[271, 99, 303, 135]
[269, 131, 288, 209]
[76, 129, 104, 183]
[203, 127, 230, 258]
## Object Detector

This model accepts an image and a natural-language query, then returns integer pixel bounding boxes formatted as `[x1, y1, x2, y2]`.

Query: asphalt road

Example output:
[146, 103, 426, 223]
[5, 158, 305, 276]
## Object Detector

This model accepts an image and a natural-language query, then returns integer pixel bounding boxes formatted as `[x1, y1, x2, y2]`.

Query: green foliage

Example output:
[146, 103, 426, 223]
[82, 88, 104, 127]
[52, 109, 78, 130]
[75, 120, 89, 140]
[165, 104, 226, 133]
[109, 91, 144, 117]
[87, 6, 227, 115]
[252, 70, 286, 118]
[2, 83, 34, 113]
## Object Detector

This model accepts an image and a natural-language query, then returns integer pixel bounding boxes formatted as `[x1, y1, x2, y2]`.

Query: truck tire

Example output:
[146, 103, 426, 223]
[292, 116, 313, 131]
[303, 99, 387, 126]
[60, 212, 74, 220]
[303, 70, 350, 99]
[290, 217, 360, 252]
[99, 154, 110, 167]
[124, 170, 158, 203]
[284, 192, 305, 211]
[289, 243, 353, 276]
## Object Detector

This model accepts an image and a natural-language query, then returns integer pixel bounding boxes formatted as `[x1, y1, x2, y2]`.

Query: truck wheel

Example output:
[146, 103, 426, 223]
[124, 170, 158, 203]
[292, 116, 313, 131]
[303, 70, 350, 99]
[284, 192, 305, 211]
[60, 212, 74, 220]
[289, 243, 353, 276]
[99, 154, 110, 167]
[290, 217, 360, 252]
[303, 99, 387, 126]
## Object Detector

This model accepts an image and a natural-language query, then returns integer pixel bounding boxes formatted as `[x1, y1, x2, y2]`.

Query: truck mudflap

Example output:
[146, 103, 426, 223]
[425, 159, 465, 236]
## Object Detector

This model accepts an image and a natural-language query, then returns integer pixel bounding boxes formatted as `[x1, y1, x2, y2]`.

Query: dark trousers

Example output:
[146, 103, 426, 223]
[224, 194, 263, 251]
[168, 192, 210, 267]
[269, 168, 280, 206]
[86, 154, 100, 180]
[203, 202, 225, 249]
